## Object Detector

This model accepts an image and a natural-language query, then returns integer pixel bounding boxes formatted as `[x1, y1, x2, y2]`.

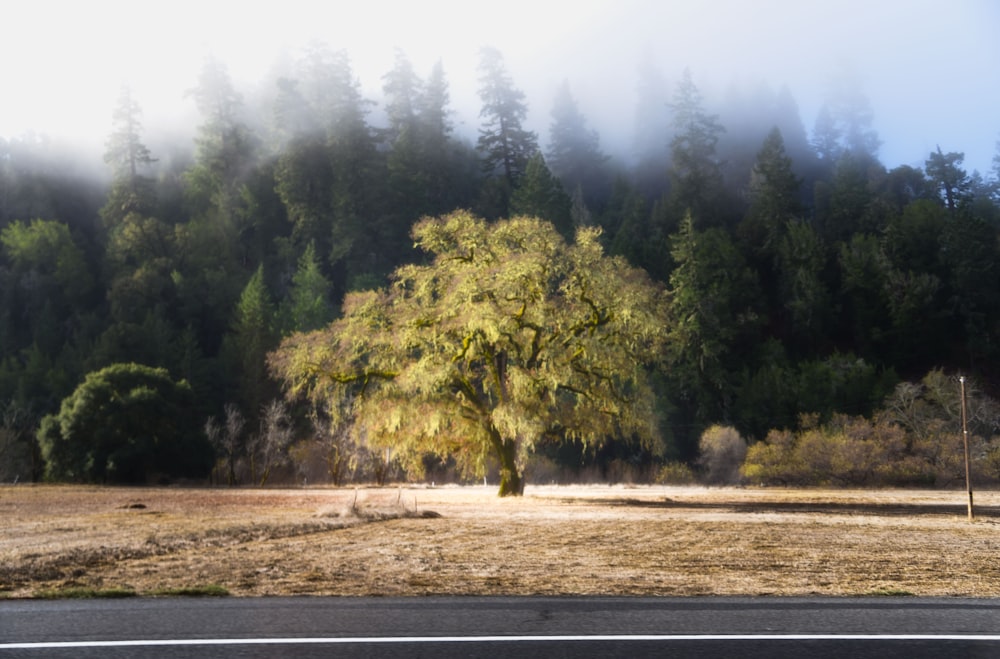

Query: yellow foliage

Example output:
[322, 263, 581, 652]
[269, 211, 669, 493]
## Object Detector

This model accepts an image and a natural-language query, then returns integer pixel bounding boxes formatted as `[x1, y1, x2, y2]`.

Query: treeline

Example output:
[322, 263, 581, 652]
[2, 44, 1000, 485]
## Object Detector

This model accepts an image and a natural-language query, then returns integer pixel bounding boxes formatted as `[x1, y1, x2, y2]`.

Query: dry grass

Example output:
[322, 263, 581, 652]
[3, 484, 1000, 598]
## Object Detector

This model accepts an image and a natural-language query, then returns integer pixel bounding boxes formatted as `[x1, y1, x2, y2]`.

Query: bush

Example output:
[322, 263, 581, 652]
[655, 461, 697, 485]
[38, 363, 213, 483]
[740, 411, 987, 488]
[697, 425, 747, 485]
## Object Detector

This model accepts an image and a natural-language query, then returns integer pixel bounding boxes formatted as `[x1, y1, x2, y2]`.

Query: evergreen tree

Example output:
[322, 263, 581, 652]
[666, 213, 762, 431]
[741, 127, 802, 258]
[101, 85, 156, 226]
[668, 69, 726, 225]
[509, 153, 572, 237]
[632, 53, 672, 199]
[476, 46, 538, 207]
[382, 50, 430, 223]
[546, 81, 608, 205]
[811, 106, 840, 164]
[925, 146, 970, 212]
[187, 56, 256, 207]
[225, 265, 277, 418]
[281, 241, 333, 334]
[815, 65, 881, 162]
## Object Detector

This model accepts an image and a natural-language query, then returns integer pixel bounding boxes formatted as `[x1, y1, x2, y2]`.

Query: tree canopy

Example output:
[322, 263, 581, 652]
[269, 211, 669, 495]
[37, 363, 212, 483]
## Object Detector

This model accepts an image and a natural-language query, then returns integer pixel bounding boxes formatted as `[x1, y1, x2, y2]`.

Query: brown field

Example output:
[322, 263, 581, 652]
[3, 484, 1000, 598]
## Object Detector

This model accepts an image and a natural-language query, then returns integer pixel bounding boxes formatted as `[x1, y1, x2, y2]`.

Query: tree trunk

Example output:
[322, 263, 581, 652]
[495, 434, 524, 497]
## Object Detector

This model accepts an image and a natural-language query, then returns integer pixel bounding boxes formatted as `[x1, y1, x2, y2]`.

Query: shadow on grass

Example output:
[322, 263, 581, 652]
[584, 498, 1000, 518]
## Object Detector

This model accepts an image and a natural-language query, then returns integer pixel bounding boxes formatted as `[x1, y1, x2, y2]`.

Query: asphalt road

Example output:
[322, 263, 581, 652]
[2, 596, 1000, 658]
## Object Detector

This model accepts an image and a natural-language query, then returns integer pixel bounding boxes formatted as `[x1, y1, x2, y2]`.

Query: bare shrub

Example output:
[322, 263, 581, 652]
[0, 400, 35, 482]
[205, 404, 246, 486]
[251, 400, 295, 486]
[697, 425, 747, 485]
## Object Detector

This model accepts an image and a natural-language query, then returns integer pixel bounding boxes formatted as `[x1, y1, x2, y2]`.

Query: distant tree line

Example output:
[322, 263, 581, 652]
[2, 45, 1000, 486]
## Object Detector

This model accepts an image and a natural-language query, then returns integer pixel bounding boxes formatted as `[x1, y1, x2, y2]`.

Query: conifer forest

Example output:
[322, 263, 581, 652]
[3, 44, 1000, 490]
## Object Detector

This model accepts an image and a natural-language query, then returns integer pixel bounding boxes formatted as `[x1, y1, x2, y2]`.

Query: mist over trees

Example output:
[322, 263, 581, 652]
[3, 44, 1000, 487]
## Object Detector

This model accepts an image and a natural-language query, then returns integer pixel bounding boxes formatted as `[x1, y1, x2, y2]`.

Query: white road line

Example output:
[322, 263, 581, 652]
[4, 634, 1000, 649]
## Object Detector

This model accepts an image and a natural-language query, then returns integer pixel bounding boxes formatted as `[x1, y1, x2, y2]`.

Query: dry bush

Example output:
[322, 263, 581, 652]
[697, 425, 747, 485]
[741, 412, 996, 487]
[655, 461, 697, 485]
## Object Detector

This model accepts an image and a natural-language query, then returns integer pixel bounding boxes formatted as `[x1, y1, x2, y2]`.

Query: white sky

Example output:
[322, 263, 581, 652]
[3, 0, 999, 174]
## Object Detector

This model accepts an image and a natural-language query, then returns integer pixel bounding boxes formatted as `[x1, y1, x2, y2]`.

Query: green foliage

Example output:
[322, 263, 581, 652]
[666, 213, 762, 427]
[223, 265, 278, 415]
[281, 242, 332, 334]
[477, 47, 539, 194]
[4, 44, 1000, 487]
[925, 146, 969, 212]
[546, 81, 608, 204]
[101, 86, 157, 226]
[775, 219, 830, 351]
[1, 219, 93, 302]
[509, 153, 573, 237]
[270, 211, 669, 495]
[735, 347, 895, 441]
[38, 363, 213, 483]
[669, 69, 727, 225]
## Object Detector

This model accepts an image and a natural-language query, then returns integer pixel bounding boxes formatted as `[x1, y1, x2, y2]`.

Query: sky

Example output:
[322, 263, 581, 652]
[3, 0, 999, 175]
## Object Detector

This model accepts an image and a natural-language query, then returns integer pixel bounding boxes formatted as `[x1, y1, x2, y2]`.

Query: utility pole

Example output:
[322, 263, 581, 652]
[959, 375, 974, 522]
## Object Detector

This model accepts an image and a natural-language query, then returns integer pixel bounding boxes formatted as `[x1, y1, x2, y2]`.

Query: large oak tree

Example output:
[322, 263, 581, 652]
[269, 211, 668, 495]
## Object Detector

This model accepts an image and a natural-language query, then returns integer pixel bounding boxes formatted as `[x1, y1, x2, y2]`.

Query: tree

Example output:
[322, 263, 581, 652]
[775, 219, 830, 353]
[186, 56, 256, 211]
[38, 363, 212, 483]
[250, 399, 294, 486]
[270, 211, 669, 496]
[666, 213, 762, 429]
[742, 127, 802, 257]
[0, 399, 38, 482]
[280, 241, 333, 334]
[101, 85, 156, 226]
[546, 81, 608, 204]
[668, 69, 726, 225]
[204, 402, 245, 486]
[0, 219, 95, 356]
[225, 265, 278, 416]
[925, 146, 970, 212]
[631, 53, 672, 199]
[476, 47, 539, 194]
[821, 65, 881, 160]
[509, 152, 572, 237]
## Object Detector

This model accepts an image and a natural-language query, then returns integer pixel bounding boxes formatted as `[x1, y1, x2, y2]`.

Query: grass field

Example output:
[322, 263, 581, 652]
[3, 484, 1000, 598]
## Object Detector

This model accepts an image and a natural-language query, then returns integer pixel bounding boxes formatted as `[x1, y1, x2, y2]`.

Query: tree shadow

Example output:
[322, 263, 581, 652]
[580, 497, 1000, 519]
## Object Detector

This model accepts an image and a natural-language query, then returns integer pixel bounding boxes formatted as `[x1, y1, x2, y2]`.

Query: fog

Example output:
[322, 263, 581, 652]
[4, 0, 999, 174]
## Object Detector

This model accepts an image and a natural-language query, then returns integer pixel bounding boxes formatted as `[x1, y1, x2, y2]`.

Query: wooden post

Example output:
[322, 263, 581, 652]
[960, 376, 974, 522]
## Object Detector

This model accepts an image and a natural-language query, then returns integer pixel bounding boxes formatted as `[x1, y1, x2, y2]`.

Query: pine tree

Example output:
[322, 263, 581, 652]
[925, 146, 970, 212]
[282, 241, 333, 334]
[476, 47, 538, 193]
[509, 153, 572, 237]
[546, 81, 607, 204]
[742, 127, 802, 256]
[227, 265, 277, 417]
[101, 85, 156, 226]
[668, 69, 726, 225]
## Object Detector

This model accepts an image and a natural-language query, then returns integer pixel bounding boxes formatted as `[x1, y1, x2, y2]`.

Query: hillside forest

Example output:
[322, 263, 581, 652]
[3, 45, 1000, 487]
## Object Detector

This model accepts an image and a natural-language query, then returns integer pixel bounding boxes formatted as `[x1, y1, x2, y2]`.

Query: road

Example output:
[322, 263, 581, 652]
[2, 597, 999, 658]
